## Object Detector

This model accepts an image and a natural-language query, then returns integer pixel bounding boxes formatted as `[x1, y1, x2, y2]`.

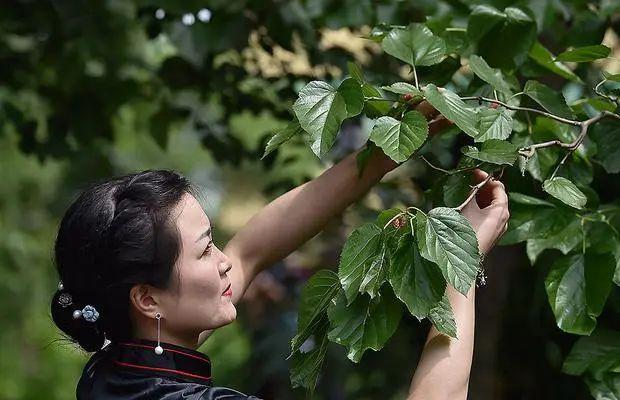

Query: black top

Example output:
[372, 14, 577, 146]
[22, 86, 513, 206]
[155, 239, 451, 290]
[77, 338, 262, 399]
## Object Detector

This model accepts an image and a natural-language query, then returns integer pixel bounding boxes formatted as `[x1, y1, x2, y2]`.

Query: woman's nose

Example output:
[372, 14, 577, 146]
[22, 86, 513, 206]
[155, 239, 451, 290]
[219, 260, 232, 275]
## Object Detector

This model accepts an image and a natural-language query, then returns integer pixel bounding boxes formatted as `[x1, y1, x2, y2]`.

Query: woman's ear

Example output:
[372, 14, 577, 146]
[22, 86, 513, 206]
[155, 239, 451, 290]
[129, 284, 160, 319]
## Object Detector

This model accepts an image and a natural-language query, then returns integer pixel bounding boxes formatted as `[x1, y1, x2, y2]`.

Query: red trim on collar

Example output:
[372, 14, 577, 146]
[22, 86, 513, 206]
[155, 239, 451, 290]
[118, 342, 210, 363]
[114, 360, 211, 381]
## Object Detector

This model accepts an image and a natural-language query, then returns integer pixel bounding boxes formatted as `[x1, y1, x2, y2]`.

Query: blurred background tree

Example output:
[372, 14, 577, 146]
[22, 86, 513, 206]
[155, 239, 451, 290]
[0, 0, 619, 399]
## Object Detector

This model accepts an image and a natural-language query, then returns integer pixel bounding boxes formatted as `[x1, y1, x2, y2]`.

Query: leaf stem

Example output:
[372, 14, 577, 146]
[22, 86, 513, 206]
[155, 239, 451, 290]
[412, 65, 419, 90]
[383, 212, 406, 230]
[406, 206, 426, 216]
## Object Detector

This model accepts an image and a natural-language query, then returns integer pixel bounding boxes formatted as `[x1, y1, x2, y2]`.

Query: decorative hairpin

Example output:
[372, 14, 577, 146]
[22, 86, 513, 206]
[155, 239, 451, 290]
[58, 292, 73, 308]
[73, 305, 100, 323]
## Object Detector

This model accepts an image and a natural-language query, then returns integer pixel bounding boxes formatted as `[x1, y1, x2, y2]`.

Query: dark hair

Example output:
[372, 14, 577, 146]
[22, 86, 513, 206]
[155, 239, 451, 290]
[51, 169, 196, 352]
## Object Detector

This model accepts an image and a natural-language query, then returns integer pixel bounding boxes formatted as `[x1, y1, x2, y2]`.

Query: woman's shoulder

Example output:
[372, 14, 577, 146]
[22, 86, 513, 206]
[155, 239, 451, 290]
[76, 340, 262, 400]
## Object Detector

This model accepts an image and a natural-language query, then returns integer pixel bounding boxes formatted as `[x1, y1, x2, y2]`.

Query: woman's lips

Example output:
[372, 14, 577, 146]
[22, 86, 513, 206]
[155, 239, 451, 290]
[222, 284, 232, 296]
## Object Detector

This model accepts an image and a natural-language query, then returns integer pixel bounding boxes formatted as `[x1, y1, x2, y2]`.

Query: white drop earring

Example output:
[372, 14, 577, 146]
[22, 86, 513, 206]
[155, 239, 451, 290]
[154, 312, 164, 355]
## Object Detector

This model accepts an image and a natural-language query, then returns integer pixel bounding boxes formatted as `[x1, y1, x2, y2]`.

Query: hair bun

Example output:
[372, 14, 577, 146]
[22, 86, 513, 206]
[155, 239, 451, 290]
[50, 289, 105, 352]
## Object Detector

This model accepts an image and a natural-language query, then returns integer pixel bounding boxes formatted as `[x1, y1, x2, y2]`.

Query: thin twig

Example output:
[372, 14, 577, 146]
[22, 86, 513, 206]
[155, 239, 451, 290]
[461, 96, 581, 126]
[454, 172, 495, 212]
[419, 155, 484, 175]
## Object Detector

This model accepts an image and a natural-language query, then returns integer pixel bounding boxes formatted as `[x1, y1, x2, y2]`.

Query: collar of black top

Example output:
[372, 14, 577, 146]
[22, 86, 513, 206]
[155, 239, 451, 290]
[111, 339, 212, 385]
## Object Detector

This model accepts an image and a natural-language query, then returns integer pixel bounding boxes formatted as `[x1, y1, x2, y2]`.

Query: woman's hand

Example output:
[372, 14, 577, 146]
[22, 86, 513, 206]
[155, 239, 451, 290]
[460, 169, 510, 256]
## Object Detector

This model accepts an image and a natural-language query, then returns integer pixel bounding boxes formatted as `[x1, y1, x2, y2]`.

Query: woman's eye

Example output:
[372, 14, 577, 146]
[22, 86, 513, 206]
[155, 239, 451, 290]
[202, 243, 213, 258]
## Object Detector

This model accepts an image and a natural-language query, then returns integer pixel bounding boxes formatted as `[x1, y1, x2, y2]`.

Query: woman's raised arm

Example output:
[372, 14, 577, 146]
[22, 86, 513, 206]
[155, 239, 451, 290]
[408, 170, 509, 400]
[222, 103, 450, 307]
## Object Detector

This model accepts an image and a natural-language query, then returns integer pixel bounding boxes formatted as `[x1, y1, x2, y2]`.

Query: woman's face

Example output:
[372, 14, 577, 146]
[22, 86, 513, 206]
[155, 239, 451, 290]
[156, 193, 237, 339]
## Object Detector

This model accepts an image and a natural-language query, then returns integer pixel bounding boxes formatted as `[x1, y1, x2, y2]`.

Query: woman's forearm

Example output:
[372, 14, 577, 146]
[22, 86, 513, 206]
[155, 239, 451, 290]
[225, 145, 397, 276]
[407, 285, 476, 400]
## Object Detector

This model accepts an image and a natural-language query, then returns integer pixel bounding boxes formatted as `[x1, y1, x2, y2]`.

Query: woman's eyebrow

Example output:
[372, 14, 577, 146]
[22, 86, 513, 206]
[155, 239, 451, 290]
[195, 227, 211, 243]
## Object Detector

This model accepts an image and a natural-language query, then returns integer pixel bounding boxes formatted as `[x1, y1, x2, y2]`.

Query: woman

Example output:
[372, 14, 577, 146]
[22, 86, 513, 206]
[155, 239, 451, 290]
[50, 102, 509, 399]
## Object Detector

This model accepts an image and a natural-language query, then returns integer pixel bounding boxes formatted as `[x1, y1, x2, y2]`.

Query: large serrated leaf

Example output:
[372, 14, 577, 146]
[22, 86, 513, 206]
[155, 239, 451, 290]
[327, 288, 403, 363]
[261, 121, 303, 159]
[528, 41, 583, 83]
[428, 293, 458, 338]
[387, 230, 446, 320]
[563, 329, 620, 376]
[423, 84, 479, 138]
[543, 177, 587, 209]
[415, 208, 480, 295]
[369, 111, 428, 163]
[293, 78, 363, 157]
[337, 223, 383, 304]
[462, 139, 519, 165]
[474, 107, 513, 142]
[469, 54, 512, 94]
[290, 270, 341, 354]
[382, 24, 446, 67]
[290, 318, 329, 391]
[381, 82, 422, 96]
[523, 80, 575, 119]
[545, 253, 615, 335]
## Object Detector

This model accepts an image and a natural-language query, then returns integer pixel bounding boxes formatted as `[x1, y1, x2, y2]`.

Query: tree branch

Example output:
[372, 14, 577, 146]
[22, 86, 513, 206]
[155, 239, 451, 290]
[454, 172, 495, 212]
[460, 96, 581, 126]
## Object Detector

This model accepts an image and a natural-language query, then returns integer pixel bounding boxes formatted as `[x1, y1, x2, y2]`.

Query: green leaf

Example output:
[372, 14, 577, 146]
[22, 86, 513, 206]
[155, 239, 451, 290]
[543, 177, 587, 209]
[467, 5, 506, 42]
[327, 288, 403, 363]
[423, 84, 479, 138]
[563, 329, 620, 376]
[293, 78, 363, 157]
[358, 238, 389, 300]
[369, 111, 428, 163]
[509, 192, 556, 207]
[347, 61, 364, 83]
[585, 373, 620, 399]
[361, 83, 392, 118]
[527, 219, 583, 264]
[337, 223, 383, 304]
[545, 253, 615, 335]
[387, 230, 446, 319]
[555, 45, 611, 63]
[428, 293, 457, 338]
[528, 41, 583, 83]
[590, 120, 620, 174]
[474, 107, 513, 142]
[523, 80, 575, 119]
[462, 139, 519, 165]
[290, 270, 341, 353]
[442, 172, 473, 208]
[468, 5, 536, 69]
[382, 24, 446, 67]
[261, 121, 303, 159]
[500, 206, 576, 247]
[468, 55, 512, 94]
[290, 318, 329, 391]
[380, 82, 422, 96]
[416, 208, 480, 295]
[290, 326, 330, 394]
